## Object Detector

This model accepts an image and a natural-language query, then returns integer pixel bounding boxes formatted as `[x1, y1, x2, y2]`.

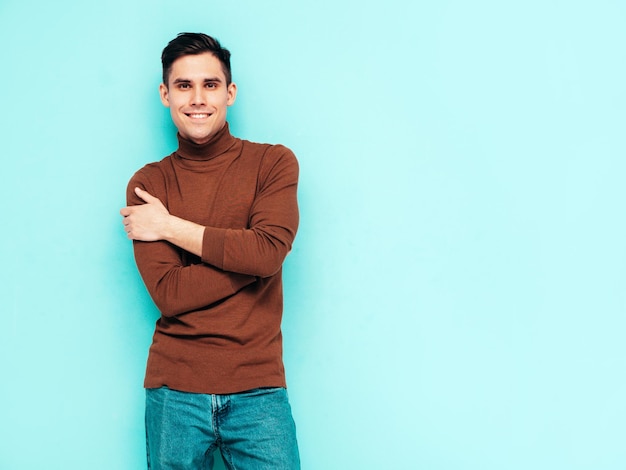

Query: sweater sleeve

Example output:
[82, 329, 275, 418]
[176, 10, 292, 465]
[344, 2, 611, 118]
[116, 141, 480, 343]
[201, 145, 300, 277]
[127, 169, 257, 317]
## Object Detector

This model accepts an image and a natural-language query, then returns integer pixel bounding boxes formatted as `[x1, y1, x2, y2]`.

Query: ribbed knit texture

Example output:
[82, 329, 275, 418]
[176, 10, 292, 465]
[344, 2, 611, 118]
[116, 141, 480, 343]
[126, 123, 299, 394]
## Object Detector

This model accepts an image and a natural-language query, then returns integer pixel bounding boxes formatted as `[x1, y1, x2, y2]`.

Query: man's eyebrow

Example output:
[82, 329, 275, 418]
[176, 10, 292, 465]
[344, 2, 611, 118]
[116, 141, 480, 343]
[171, 77, 223, 84]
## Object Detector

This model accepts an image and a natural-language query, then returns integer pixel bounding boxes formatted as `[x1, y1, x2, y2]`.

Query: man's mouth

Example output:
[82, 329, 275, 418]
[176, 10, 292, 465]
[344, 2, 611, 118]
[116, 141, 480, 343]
[186, 113, 210, 119]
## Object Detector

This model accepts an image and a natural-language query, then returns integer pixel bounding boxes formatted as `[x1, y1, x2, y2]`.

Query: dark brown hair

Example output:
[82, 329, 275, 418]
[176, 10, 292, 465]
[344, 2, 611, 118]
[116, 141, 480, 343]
[161, 33, 232, 86]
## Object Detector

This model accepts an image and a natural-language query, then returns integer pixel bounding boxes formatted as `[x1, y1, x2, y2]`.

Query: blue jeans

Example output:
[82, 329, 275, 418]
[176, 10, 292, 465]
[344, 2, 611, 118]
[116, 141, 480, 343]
[145, 386, 300, 470]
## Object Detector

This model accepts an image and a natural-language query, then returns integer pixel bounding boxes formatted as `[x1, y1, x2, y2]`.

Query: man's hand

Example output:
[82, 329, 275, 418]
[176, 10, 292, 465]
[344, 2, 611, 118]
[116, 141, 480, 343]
[120, 187, 171, 241]
[120, 187, 205, 256]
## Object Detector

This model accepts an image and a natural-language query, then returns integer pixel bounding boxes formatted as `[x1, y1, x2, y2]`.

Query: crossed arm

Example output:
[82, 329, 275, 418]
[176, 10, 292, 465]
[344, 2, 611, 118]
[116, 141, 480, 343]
[120, 149, 299, 317]
[120, 187, 257, 316]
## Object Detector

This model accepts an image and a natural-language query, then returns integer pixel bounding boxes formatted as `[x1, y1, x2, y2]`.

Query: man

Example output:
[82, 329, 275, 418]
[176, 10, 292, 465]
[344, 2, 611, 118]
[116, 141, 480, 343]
[120, 33, 300, 469]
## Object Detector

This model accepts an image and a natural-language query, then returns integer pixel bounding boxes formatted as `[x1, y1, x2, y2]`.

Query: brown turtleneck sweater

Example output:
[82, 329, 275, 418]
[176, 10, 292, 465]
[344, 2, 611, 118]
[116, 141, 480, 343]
[126, 123, 299, 394]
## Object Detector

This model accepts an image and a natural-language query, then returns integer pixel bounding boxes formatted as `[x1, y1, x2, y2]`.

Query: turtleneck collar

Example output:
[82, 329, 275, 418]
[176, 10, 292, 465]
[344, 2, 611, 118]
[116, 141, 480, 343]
[175, 122, 237, 161]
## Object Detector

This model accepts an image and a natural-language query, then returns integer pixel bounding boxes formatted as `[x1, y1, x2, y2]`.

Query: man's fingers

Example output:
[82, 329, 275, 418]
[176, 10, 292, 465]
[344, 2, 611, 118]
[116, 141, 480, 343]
[135, 187, 159, 204]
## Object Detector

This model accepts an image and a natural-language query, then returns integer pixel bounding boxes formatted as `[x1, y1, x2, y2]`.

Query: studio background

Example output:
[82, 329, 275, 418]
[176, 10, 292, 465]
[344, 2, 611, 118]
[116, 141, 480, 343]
[1, 1, 625, 468]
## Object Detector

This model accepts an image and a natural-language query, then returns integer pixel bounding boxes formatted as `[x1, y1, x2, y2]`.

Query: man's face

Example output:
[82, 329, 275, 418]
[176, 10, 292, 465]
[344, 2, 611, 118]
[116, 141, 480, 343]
[160, 53, 237, 145]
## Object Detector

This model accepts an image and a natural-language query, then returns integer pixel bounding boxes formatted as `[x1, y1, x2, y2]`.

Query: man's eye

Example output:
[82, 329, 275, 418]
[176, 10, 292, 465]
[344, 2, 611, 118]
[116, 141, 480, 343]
[206, 83, 217, 88]
[178, 83, 191, 89]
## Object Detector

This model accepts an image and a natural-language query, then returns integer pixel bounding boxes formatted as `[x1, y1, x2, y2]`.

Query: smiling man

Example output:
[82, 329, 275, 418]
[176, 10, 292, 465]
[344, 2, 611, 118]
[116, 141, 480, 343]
[120, 33, 300, 469]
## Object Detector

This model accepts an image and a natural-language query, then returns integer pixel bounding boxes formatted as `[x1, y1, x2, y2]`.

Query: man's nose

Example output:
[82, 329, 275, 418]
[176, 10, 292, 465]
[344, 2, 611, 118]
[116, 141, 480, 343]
[191, 87, 206, 105]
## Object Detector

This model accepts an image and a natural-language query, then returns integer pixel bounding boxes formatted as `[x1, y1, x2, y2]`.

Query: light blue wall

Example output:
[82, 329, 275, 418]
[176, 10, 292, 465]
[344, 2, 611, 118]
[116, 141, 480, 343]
[1, 1, 625, 468]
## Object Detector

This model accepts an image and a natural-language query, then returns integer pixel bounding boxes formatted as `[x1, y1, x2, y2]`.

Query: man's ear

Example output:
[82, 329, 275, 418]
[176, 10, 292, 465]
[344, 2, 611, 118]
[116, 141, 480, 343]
[227, 82, 237, 106]
[159, 83, 170, 107]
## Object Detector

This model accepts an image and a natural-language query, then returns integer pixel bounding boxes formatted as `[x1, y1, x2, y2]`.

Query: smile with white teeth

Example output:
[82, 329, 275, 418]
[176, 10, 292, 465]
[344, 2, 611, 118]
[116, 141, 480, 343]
[187, 113, 210, 119]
